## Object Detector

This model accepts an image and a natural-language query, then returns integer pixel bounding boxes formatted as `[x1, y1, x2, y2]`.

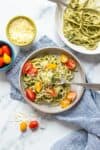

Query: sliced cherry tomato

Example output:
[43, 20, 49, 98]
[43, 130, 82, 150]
[22, 61, 33, 74]
[60, 54, 68, 63]
[0, 57, 4, 67]
[35, 82, 42, 92]
[60, 100, 71, 108]
[29, 120, 39, 129]
[67, 91, 77, 102]
[0, 48, 3, 56]
[25, 88, 36, 101]
[27, 67, 38, 76]
[66, 59, 76, 70]
[46, 88, 57, 97]
[46, 63, 57, 70]
[2, 45, 11, 56]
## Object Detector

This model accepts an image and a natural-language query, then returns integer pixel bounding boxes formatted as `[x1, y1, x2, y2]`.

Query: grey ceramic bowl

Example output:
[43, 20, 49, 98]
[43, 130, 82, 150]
[19, 47, 85, 114]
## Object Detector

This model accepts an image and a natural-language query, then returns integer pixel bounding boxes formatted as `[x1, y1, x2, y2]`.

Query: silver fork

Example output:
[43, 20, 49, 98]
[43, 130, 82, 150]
[56, 81, 100, 91]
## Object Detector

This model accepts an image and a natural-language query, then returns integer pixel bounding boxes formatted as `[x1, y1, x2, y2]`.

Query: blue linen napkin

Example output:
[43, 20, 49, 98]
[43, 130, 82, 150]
[51, 90, 100, 150]
[6, 36, 100, 150]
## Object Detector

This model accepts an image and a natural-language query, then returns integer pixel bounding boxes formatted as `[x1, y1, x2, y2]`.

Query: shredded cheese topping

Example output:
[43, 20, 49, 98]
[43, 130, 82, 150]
[7, 17, 36, 46]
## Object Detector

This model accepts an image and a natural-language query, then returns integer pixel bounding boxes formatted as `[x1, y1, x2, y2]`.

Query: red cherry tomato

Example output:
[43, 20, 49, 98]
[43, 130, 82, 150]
[0, 57, 4, 67]
[27, 67, 38, 76]
[46, 88, 57, 97]
[0, 48, 3, 56]
[29, 121, 39, 129]
[66, 59, 76, 70]
[25, 88, 36, 101]
[2, 45, 11, 56]
[22, 61, 33, 74]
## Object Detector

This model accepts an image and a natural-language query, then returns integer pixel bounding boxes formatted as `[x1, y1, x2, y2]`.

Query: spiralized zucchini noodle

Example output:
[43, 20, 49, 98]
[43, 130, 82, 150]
[22, 54, 75, 106]
[63, 0, 100, 50]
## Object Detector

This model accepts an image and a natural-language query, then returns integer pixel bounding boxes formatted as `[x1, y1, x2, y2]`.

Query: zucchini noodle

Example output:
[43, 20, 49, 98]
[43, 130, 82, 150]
[22, 55, 75, 106]
[63, 0, 100, 50]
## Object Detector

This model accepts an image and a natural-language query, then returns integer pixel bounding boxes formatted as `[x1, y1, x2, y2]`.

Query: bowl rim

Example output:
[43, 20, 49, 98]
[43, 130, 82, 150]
[55, 4, 100, 55]
[19, 47, 86, 114]
[0, 40, 15, 72]
[6, 15, 37, 47]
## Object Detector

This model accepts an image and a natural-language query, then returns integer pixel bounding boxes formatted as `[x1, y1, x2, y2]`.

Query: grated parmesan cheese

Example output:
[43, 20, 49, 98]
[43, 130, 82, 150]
[7, 17, 36, 46]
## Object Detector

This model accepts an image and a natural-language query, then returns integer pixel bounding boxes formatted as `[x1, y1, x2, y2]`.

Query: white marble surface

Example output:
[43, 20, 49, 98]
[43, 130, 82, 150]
[0, 0, 100, 150]
[0, 0, 78, 150]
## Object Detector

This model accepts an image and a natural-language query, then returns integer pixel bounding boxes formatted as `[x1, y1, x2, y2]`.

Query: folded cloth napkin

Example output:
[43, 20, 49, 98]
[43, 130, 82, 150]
[6, 36, 100, 150]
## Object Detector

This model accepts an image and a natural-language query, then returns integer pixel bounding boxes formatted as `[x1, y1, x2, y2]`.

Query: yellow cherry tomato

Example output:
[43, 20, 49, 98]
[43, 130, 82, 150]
[60, 100, 71, 108]
[46, 63, 57, 70]
[3, 53, 11, 64]
[19, 121, 27, 132]
[60, 54, 68, 63]
[35, 82, 42, 92]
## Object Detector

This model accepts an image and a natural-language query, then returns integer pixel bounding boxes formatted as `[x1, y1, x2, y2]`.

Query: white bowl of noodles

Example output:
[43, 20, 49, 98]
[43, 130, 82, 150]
[55, 0, 100, 55]
[19, 47, 85, 114]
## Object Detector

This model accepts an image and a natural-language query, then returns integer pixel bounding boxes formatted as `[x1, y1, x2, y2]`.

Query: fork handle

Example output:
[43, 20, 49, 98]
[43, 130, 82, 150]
[48, 0, 67, 7]
[72, 83, 100, 91]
